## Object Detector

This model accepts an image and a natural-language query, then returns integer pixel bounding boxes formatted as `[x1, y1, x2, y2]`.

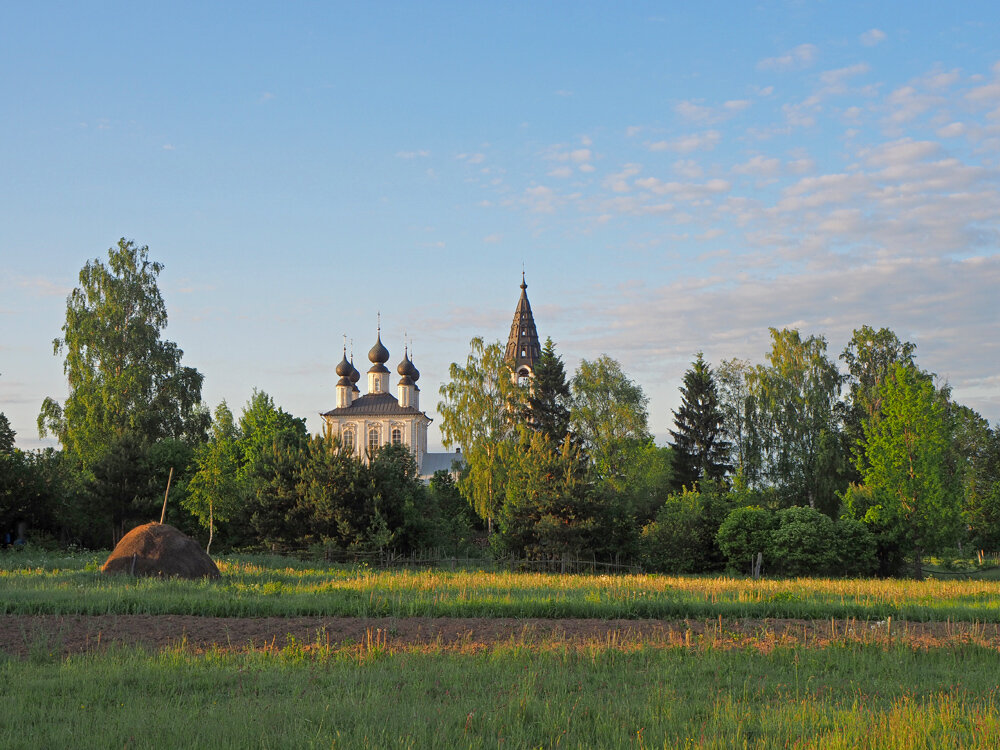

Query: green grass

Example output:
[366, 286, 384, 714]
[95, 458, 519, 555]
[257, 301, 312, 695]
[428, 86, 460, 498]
[2, 641, 998, 749]
[2, 549, 1000, 622]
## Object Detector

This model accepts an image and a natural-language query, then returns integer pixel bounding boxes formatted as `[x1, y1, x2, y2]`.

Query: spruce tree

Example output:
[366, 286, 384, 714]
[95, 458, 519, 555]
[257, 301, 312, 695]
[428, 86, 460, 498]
[669, 353, 732, 491]
[525, 337, 572, 444]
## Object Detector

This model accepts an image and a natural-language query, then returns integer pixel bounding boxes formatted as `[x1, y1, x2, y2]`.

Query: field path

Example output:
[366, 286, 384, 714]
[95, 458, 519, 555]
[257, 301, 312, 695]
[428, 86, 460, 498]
[4, 614, 998, 657]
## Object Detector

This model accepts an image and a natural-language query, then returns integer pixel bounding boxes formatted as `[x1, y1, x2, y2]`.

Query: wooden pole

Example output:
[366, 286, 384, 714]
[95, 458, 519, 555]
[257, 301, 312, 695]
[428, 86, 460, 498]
[160, 466, 174, 524]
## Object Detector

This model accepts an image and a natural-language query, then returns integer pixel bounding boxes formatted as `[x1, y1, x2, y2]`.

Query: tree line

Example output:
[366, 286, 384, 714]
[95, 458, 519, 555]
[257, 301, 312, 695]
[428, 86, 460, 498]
[2, 239, 999, 577]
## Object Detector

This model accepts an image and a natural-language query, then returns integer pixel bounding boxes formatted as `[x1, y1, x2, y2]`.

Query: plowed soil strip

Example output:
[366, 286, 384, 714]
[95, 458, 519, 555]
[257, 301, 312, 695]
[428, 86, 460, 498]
[5, 615, 1000, 657]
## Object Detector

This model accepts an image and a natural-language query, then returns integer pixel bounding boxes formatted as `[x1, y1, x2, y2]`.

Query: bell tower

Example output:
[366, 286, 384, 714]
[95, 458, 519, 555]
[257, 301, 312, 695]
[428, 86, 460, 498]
[505, 273, 541, 385]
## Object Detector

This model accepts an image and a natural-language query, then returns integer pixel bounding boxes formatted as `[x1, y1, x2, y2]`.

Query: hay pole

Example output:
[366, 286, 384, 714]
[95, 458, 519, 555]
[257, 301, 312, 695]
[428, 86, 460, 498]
[160, 466, 174, 524]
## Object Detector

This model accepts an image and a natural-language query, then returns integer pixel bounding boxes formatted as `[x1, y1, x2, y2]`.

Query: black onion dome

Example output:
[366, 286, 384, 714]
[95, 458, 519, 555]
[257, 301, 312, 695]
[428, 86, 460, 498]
[349, 360, 360, 384]
[336, 353, 353, 378]
[397, 353, 417, 379]
[368, 334, 390, 365]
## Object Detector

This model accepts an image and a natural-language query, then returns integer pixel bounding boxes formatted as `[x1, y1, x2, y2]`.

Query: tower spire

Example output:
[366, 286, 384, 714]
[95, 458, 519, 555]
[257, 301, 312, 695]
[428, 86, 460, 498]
[505, 273, 541, 382]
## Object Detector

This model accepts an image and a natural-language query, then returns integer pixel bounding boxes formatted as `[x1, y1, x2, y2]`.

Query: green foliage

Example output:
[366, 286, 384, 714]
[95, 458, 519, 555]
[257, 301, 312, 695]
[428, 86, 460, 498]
[498, 430, 596, 559]
[524, 337, 572, 443]
[669, 352, 732, 492]
[841, 325, 916, 472]
[641, 482, 736, 573]
[184, 404, 243, 552]
[716, 506, 778, 573]
[835, 516, 879, 578]
[965, 423, 1000, 550]
[861, 363, 961, 576]
[438, 337, 521, 531]
[842, 483, 908, 577]
[768, 506, 840, 576]
[747, 328, 847, 512]
[570, 354, 650, 489]
[616, 441, 674, 526]
[716, 357, 755, 479]
[38, 239, 208, 469]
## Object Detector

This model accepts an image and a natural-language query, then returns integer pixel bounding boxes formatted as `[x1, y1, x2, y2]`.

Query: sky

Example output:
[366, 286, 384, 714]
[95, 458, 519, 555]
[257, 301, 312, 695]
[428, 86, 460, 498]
[2, 1, 999, 452]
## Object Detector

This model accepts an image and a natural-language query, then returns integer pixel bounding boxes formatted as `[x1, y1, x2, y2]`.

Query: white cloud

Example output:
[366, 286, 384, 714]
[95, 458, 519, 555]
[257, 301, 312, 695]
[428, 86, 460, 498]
[523, 185, 560, 213]
[604, 163, 642, 193]
[548, 166, 573, 178]
[937, 122, 966, 138]
[672, 160, 703, 179]
[579, 163, 596, 173]
[396, 149, 430, 159]
[625, 125, 643, 137]
[457, 152, 486, 163]
[649, 130, 721, 153]
[634, 177, 731, 201]
[757, 43, 818, 72]
[162, 144, 175, 151]
[675, 100, 713, 121]
[820, 63, 870, 88]
[860, 29, 886, 47]
[732, 155, 782, 178]
[483, 234, 502, 243]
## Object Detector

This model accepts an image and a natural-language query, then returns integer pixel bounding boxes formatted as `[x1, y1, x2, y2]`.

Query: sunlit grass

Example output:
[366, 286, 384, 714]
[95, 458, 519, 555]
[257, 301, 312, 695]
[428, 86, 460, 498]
[2, 549, 1000, 621]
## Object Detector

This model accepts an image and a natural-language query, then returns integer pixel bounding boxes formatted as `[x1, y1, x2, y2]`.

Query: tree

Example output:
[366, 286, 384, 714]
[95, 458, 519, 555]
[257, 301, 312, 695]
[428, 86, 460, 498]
[498, 430, 595, 559]
[716, 358, 758, 483]
[38, 239, 208, 469]
[570, 355, 650, 487]
[184, 403, 242, 553]
[860, 363, 960, 578]
[669, 353, 732, 492]
[748, 328, 847, 513]
[965, 424, 1000, 551]
[524, 337, 572, 444]
[640, 482, 735, 573]
[438, 338, 521, 533]
[841, 326, 916, 471]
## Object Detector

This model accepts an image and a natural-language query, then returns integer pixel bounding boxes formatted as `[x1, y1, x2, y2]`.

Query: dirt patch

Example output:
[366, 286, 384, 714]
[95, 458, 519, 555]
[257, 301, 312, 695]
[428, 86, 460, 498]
[4, 615, 999, 658]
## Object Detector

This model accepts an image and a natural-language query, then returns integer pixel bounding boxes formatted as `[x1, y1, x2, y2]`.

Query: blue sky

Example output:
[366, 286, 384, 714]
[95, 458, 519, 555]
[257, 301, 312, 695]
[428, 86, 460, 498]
[2, 1, 999, 451]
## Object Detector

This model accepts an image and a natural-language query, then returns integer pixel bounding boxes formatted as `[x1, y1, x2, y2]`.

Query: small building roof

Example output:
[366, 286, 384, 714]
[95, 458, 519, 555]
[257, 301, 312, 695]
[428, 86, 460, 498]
[322, 392, 429, 419]
[419, 451, 464, 479]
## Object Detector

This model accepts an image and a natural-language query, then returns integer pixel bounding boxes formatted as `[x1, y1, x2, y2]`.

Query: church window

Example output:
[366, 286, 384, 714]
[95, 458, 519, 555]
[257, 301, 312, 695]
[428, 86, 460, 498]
[368, 426, 380, 455]
[520, 348, 526, 357]
[342, 429, 355, 452]
[391, 427, 402, 446]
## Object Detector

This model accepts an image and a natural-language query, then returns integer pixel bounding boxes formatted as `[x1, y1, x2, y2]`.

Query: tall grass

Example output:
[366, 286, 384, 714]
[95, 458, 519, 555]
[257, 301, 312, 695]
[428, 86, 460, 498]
[2, 549, 1000, 621]
[2, 641, 998, 749]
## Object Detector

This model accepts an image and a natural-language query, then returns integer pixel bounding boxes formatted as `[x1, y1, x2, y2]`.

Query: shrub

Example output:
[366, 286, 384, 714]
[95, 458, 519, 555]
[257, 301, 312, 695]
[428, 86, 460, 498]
[769, 506, 839, 576]
[716, 506, 777, 574]
[640, 490, 704, 573]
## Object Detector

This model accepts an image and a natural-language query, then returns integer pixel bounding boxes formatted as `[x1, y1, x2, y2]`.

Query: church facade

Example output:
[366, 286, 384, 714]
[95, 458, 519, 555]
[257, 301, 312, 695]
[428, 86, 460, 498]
[320, 332, 434, 472]
[321, 277, 541, 478]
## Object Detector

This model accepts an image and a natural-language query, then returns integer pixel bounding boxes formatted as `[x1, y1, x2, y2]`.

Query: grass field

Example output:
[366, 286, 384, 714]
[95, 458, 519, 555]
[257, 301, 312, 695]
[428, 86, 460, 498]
[3, 549, 1000, 748]
[3, 550, 1000, 622]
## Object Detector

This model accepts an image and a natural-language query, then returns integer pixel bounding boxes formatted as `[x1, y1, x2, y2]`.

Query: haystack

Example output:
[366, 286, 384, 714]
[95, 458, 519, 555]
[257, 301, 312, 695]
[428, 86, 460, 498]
[102, 522, 221, 579]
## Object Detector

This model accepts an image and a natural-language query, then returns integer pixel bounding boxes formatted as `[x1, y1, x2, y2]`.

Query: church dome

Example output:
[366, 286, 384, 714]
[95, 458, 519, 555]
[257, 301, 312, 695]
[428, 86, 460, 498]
[368, 334, 390, 365]
[336, 353, 353, 378]
[397, 351, 418, 379]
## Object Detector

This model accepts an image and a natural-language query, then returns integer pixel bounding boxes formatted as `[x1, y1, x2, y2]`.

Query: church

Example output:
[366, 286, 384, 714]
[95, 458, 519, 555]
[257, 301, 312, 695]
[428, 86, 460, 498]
[321, 276, 542, 479]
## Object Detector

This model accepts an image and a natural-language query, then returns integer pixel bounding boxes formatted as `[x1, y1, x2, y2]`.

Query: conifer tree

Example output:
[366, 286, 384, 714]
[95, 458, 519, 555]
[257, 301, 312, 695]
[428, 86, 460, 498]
[524, 337, 572, 444]
[669, 353, 732, 491]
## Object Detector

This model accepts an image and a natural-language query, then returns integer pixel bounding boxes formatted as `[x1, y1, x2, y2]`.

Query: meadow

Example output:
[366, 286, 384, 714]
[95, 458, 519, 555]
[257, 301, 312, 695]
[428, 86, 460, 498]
[2, 549, 1000, 622]
[3, 549, 1000, 748]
